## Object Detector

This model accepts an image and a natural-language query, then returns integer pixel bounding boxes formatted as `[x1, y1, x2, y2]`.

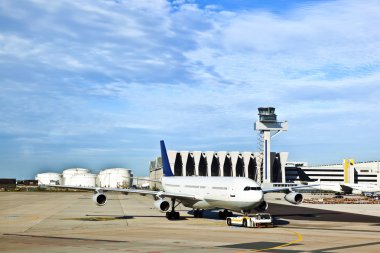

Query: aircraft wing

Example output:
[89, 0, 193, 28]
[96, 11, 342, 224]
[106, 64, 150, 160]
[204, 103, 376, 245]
[262, 184, 320, 193]
[125, 177, 162, 183]
[40, 184, 202, 201]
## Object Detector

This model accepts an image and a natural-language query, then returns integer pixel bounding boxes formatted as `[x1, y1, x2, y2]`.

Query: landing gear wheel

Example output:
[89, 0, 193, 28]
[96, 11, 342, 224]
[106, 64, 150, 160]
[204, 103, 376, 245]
[242, 219, 247, 227]
[194, 209, 204, 218]
[219, 209, 232, 220]
[166, 198, 180, 220]
[226, 218, 232, 226]
[166, 211, 180, 220]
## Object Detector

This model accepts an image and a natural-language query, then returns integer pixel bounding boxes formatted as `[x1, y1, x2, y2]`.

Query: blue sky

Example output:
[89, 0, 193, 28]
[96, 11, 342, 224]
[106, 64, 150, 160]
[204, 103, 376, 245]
[1, 0, 380, 179]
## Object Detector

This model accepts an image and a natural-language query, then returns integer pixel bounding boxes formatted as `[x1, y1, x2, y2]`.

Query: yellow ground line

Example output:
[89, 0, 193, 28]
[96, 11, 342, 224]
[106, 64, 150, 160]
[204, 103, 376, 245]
[188, 218, 303, 252]
[252, 228, 303, 252]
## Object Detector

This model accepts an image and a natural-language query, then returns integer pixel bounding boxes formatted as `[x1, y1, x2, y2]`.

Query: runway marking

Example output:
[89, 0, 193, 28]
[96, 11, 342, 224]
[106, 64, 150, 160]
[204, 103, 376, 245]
[252, 228, 303, 252]
[283, 225, 380, 234]
[0, 215, 40, 224]
[188, 218, 303, 252]
[3, 233, 129, 243]
[62, 217, 124, 221]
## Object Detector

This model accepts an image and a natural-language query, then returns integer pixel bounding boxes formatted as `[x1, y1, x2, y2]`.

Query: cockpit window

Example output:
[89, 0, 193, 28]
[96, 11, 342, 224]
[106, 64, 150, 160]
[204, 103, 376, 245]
[243, 186, 262, 191]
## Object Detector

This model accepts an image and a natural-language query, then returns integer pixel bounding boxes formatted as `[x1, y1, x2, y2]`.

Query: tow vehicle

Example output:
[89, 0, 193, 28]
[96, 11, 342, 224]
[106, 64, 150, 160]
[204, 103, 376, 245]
[226, 213, 273, 228]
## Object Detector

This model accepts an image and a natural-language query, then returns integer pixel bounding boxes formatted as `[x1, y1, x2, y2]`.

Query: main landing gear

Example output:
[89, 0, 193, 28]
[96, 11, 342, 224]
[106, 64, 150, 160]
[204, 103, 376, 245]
[218, 209, 233, 219]
[193, 209, 203, 218]
[166, 198, 180, 220]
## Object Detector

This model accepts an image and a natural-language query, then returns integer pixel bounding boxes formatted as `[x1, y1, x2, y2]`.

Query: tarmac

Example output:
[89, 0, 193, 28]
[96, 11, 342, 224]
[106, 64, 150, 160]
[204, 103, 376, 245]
[1, 191, 379, 253]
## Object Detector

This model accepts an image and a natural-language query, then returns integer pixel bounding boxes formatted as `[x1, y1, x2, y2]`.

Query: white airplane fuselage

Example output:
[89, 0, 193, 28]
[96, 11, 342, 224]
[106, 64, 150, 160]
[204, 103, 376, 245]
[310, 182, 380, 194]
[345, 183, 380, 193]
[162, 176, 264, 211]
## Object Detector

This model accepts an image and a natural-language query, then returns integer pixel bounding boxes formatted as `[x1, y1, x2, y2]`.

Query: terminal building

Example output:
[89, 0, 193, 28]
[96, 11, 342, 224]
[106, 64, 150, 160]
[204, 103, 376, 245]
[149, 154, 380, 188]
[149, 107, 380, 187]
[286, 160, 380, 184]
[149, 150, 288, 180]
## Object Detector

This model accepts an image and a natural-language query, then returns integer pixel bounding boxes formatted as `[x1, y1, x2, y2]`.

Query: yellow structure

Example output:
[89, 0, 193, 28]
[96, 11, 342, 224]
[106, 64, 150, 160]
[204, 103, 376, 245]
[343, 159, 355, 183]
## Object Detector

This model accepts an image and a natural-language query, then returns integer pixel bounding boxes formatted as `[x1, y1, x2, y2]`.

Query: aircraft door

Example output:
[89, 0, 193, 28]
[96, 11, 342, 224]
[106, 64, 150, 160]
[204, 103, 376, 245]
[229, 186, 236, 200]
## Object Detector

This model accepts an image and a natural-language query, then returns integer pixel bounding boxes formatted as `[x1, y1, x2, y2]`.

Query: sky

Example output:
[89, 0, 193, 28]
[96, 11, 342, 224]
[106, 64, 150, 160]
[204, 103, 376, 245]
[1, 0, 380, 179]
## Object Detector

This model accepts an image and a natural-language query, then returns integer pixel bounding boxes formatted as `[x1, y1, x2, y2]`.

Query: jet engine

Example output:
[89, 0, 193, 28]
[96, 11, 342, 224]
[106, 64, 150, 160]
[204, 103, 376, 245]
[284, 192, 303, 205]
[92, 193, 107, 206]
[255, 201, 268, 212]
[154, 199, 171, 212]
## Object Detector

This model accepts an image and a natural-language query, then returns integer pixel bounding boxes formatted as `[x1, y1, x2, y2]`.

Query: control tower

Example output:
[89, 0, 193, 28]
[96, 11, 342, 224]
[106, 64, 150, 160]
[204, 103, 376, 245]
[254, 107, 288, 184]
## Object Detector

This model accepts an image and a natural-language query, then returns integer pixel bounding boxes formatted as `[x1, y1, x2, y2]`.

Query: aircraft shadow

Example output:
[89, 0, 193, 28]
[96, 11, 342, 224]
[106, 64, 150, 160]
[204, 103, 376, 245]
[272, 217, 290, 226]
[186, 209, 224, 220]
[77, 212, 290, 225]
[268, 203, 380, 223]
[185, 210, 290, 226]
[272, 212, 337, 218]
[83, 214, 189, 221]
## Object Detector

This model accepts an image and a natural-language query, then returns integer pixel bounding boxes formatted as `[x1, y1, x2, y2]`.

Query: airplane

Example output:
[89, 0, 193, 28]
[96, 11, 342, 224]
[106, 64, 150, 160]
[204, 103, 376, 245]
[294, 166, 380, 196]
[42, 140, 317, 220]
[305, 181, 380, 195]
[342, 183, 380, 195]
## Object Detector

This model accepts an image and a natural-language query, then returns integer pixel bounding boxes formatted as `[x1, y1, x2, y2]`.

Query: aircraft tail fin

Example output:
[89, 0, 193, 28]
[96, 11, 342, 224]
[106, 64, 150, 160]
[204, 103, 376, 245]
[160, 140, 174, 177]
[297, 168, 315, 182]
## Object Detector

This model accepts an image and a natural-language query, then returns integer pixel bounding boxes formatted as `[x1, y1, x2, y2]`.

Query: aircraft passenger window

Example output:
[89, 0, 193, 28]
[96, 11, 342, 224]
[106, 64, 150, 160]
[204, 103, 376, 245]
[244, 186, 250, 191]
[212, 187, 227, 190]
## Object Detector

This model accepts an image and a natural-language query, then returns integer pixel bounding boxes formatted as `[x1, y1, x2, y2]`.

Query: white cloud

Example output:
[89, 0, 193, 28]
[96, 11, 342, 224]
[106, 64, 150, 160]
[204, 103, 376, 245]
[1, 0, 380, 174]
[185, 0, 380, 87]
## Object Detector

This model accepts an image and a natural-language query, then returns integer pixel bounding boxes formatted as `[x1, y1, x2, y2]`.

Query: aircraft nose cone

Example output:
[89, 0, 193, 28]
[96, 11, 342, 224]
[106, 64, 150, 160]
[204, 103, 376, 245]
[251, 191, 264, 202]
[258, 191, 264, 201]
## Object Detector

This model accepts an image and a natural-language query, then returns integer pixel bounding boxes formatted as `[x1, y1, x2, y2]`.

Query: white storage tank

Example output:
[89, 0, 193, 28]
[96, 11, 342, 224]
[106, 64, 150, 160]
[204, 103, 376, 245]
[35, 173, 62, 185]
[62, 168, 90, 186]
[69, 173, 97, 187]
[98, 168, 132, 188]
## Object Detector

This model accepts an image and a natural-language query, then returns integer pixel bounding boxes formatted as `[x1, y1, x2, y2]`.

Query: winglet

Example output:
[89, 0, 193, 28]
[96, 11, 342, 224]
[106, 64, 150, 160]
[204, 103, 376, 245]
[160, 140, 174, 177]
